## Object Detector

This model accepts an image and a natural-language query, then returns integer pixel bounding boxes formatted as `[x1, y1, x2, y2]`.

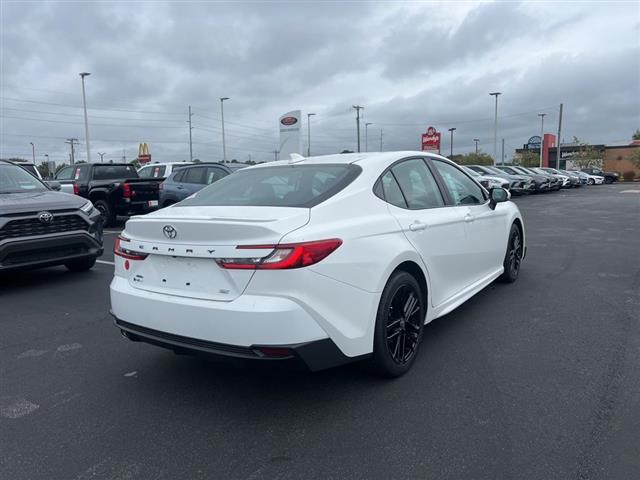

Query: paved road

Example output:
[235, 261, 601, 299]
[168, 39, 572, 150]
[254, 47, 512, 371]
[1, 184, 639, 480]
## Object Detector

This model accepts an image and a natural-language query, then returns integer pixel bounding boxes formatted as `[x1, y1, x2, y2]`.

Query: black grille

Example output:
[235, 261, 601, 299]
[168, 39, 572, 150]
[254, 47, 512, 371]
[0, 214, 88, 241]
[116, 319, 260, 358]
[3, 244, 88, 266]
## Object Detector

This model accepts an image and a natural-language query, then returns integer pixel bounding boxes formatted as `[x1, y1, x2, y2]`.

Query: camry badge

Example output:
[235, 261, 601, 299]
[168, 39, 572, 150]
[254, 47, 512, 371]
[38, 211, 54, 224]
[163, 225, 177, 239]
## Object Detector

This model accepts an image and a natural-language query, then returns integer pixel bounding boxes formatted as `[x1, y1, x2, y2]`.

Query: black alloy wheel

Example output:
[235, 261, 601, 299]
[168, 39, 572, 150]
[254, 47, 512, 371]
[372, 271, 424, 377]
[499, 224, 523, 283]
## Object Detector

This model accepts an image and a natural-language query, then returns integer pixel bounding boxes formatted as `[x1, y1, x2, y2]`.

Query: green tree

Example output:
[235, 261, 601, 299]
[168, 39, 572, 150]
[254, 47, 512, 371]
[630, 149, 640, 169]
[340, 149, 354, 154]
[513, 150, 540, 167]
[632, 129, 640, 140]
[569, 137, 603, 169]
[450, 152, 494, 166]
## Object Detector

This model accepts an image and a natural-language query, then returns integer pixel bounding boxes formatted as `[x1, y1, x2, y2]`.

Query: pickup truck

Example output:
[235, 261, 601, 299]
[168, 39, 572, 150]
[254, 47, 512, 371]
[55, 163, 162, 227]
[581, 167, 619, 184]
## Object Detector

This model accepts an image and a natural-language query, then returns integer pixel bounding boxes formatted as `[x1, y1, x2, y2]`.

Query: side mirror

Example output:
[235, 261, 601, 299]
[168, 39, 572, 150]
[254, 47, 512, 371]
[46, 181, 61, 191]
[489, 187, 510, 210]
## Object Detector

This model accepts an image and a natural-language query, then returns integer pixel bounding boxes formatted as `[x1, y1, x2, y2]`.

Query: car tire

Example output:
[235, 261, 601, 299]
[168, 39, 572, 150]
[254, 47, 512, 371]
[605, 177, 613, 184]
[371, 271, 425, 378]
[65, 257, 96, 272]
[499, 224, 523, 283]
[94, 200, 115, 227]
[588, 179, 594, 185]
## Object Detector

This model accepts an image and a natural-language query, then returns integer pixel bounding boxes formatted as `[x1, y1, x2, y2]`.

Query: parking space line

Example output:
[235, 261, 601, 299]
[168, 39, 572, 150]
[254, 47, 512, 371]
[96, 260, 115, 266]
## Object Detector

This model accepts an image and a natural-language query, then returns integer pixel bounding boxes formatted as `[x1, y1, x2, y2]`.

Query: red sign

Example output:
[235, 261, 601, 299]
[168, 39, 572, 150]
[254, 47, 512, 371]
[421, 126, 441, 153]
[138, 143, 151, 164]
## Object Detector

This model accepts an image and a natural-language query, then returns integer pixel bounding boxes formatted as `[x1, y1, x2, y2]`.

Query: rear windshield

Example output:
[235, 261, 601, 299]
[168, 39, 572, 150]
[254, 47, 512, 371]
[138, 165, 166, 178]
[178, 164, 361, 208]
[93, 165, 138, 180]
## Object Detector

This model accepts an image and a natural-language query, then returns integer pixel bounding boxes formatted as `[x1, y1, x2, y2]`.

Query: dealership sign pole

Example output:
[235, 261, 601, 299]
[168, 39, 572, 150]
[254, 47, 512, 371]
[279, 110, 302, 159]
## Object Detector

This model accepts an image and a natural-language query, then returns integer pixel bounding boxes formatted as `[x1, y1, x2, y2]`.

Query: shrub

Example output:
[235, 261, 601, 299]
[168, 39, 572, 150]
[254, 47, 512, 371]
[622, 170, 636, 181]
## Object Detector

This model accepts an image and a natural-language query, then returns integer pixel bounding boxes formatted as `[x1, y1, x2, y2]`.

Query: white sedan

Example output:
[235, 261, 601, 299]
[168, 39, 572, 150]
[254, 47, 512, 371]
[110, 152, 525, 376]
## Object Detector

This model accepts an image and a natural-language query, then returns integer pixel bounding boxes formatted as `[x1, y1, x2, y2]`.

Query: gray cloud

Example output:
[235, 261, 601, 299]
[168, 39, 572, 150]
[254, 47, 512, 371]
[1, 1, 638, 164]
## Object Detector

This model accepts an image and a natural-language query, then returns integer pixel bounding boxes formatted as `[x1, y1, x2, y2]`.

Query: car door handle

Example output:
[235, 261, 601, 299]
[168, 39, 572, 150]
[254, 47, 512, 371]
[176, 186, 184, 190]
[409, 221, 428, 231]
[464, 214, 474, 223]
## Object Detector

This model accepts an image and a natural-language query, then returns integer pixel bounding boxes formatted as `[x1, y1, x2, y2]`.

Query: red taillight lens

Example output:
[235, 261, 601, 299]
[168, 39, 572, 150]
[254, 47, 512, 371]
[73, 182, 79, 195]
[217, 239, 342, 270]
[122, 183, 135, 198]
[114, 235, 148, 260]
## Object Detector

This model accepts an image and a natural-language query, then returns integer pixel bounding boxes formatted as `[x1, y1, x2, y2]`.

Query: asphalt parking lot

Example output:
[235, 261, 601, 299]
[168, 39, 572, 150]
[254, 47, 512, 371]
[1, 184, 639, 480]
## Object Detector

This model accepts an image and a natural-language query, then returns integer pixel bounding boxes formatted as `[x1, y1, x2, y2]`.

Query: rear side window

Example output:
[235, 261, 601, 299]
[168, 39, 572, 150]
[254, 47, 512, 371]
[378, 171, 407, 208]
[93, 165, 137, 180]
[432, 160, 486, 205]
[182, 167, 206, 184]
[391, 159, 444, 209]
[204, 166, 228, 185]
[178, 164, 361, 208]
[55, 166, 74, 180]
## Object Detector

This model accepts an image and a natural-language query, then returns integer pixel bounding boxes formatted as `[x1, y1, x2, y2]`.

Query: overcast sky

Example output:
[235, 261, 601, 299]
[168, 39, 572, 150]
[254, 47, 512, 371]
[1, 0, 639, 164]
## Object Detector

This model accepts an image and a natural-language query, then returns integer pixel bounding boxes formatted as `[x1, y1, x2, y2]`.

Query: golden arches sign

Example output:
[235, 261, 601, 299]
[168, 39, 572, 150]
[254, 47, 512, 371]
[138, 143, 150, 157]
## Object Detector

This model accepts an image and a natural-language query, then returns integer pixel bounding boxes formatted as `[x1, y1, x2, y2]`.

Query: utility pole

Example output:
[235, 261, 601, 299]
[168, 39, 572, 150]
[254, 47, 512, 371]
[272, 150, 279, 162]
[448, 127, 456, 157]
[97, 152, 106, 162]
[352, 105, 364, 152]
[220, 97, 229, 162]
[65, 138, 79, 164]
[307, 112, 316, 156]
[29, 142, 35, 162]
[379, 129, 383, 151]
[365, 122, 372, 152]
[473, 138, 480, 154]
[489, 92, 502, 164]
[538, 113, 546, 168]
[79, 72, 91, 162]
[556, 104, 563, 169]
[187, 105, 193, 162]
[501, 138, 505, 165]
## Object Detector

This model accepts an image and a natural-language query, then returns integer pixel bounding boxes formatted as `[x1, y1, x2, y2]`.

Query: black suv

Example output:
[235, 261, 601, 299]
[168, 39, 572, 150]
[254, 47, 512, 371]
[0, 160, 103, 272]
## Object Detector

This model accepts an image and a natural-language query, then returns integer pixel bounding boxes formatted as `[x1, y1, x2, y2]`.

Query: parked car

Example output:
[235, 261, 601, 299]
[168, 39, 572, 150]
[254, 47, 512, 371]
[541, 168, 575, 188]
[467, 165, 535, 194]
[519, 167, 561, 190]
[0, 160, 103, 272]
[159, 162, 233, 207]
[495, 165, 551, 192]
[530, 167, 569, 188]
[55, 163, 162, 227]
[137, 162, 194, 179]
[460, 165, 509, 191]
[571, 170, 604, 185]
[581, 167, 619, 184]
[111, 151, 525, 377]
[560, 169, 585, 186]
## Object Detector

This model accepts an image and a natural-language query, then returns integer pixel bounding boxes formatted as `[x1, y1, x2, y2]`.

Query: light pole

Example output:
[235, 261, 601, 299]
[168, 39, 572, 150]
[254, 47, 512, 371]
[473, 138, 480, 154]
[538, 113, 546, 167]
[489, 92, 502, 164]
[29, 142, 35, 162]
[79, 72, 91, 163]
[365, 122, 372, 152]
[448, 127, 456, 157]
[307, 112, 316, 157]
[220, 97, 229, 162]
[97, 152, 106, 163]
[352, 105, 364, 152]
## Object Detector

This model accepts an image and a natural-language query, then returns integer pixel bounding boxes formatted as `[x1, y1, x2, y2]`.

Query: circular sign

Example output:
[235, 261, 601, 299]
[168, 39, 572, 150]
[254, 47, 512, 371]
[527, 135, 542, 146]
[281, 116, 298, 126]
[426, 126, 436, 136]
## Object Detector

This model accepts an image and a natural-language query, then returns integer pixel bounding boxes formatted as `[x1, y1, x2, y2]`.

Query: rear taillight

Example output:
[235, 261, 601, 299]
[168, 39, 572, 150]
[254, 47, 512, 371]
[122, 183, 135, 198]
[114, 235, 148, 261]
[73, 182, 79, 195]
[217, 239, 342, 270]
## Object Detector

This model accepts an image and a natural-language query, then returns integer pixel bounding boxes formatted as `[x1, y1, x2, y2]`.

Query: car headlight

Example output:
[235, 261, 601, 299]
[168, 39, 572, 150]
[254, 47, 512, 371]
[80, 200, 95, 215]
[488, 179, 503, 188]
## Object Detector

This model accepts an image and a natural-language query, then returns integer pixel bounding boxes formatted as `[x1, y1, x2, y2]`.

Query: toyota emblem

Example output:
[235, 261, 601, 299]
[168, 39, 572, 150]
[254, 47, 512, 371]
[163, 225, 177, 239]
[38, 211, 54, 224]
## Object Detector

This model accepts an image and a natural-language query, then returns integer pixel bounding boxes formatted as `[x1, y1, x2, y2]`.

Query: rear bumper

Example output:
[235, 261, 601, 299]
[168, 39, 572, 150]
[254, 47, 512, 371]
[116, 200, 159, 217]
[0, 232, 103, 271]
[113, 316, 358, 371]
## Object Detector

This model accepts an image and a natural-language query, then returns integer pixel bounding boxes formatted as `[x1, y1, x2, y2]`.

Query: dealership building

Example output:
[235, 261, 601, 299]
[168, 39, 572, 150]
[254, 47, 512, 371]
[516, 135, 640, 175]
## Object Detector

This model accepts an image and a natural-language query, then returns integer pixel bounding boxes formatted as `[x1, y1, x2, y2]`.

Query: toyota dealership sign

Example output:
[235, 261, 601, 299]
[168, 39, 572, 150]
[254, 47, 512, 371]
[421, 126, 441, 153]
[279, 110, 302, 159]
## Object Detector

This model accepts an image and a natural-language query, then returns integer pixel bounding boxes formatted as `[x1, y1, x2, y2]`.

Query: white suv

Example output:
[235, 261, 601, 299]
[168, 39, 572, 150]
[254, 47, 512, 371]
[137, 162, 194, 179]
